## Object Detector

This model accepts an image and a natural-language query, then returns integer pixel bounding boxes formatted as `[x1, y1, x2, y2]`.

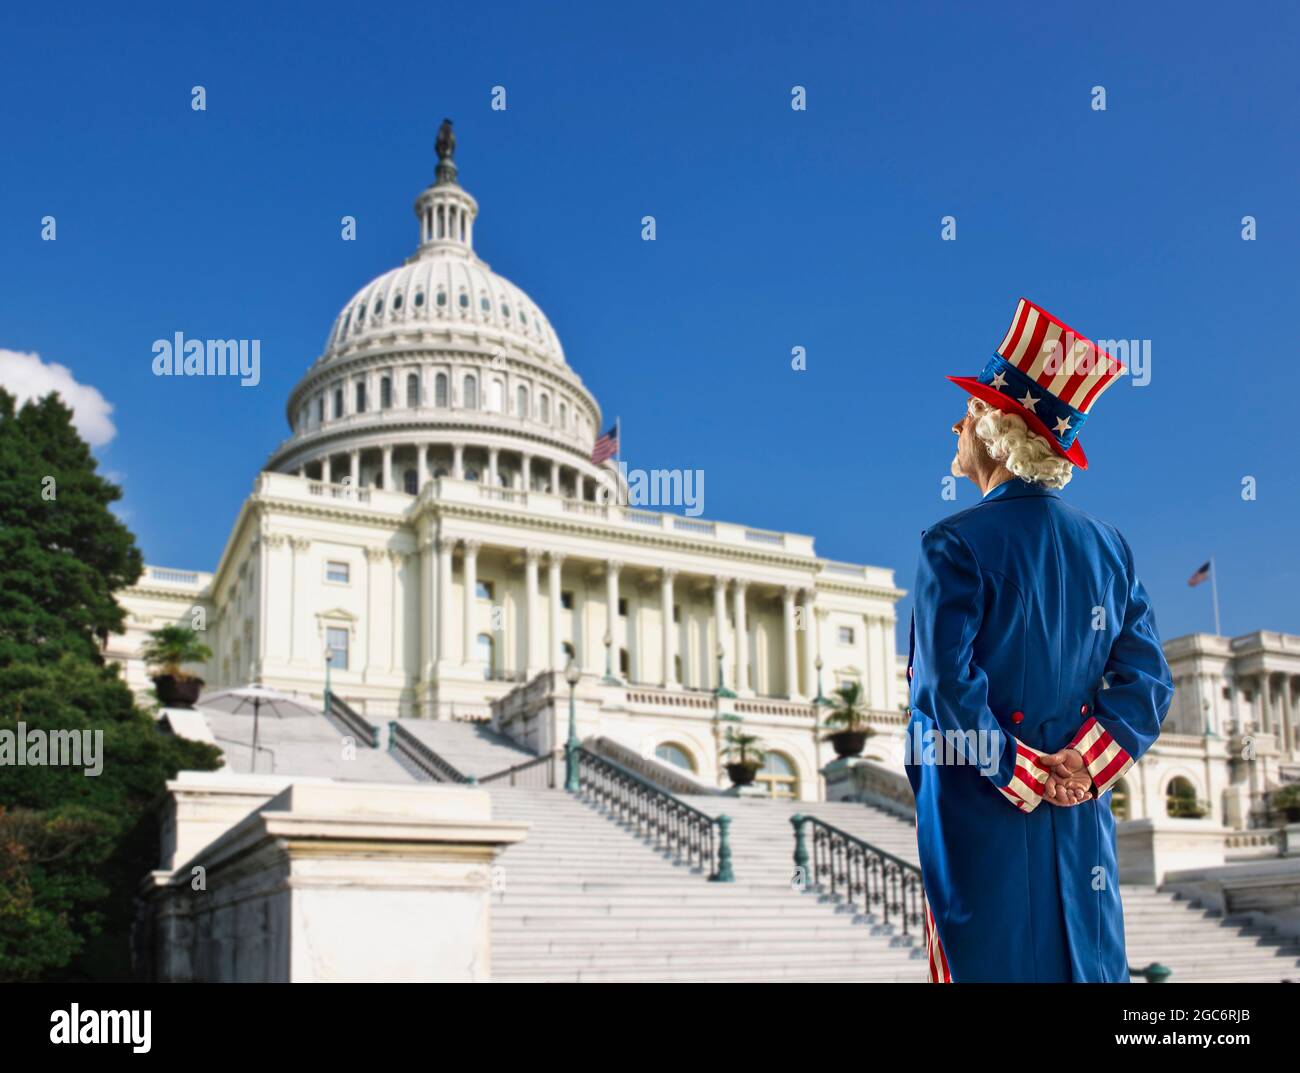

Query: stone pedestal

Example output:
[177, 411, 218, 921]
[1282, 823, 1300, 858]
[1116, 817, 1229, 886]
[138, 774, 528, 982]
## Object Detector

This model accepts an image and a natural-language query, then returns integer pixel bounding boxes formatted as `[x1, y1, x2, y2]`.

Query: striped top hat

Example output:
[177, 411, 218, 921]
[948, 298, 1126, 470]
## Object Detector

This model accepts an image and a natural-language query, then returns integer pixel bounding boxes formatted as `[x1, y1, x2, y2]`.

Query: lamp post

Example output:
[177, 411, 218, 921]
[814, 656, 832, 707]
[602, 631, 619, 685]
[323, 645, 334, 717]
[564, 657, 582, 792]
[715, 642, 736, 699]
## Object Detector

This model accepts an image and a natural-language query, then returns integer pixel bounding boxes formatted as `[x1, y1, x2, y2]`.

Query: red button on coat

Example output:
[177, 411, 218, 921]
[1080, 704, 1089, 716]
[1010, 710, 1024, 725]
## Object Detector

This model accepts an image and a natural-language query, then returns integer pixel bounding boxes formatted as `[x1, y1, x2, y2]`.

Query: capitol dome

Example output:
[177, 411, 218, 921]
[268, 125, 606, 501]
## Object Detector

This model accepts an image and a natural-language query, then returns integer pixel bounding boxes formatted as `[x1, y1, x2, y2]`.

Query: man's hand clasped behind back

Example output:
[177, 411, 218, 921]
[1035, 747, 1094, 806]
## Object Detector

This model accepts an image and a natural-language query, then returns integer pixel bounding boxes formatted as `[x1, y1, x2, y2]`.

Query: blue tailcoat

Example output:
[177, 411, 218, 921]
[904, 479, 1173, 983]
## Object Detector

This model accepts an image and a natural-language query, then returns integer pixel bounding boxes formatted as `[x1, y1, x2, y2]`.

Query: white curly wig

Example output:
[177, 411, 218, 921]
[967, 397, 1075, 490]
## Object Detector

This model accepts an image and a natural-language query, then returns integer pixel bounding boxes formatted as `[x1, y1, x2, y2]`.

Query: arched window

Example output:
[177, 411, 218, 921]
[333, 388, 344, 418]
[488, 378, 503, 413]
[406, 373, 420, 407]
[463, 374, 478, 410]
[392, 292, 403, 311]
[755, 752, 798, 799]
[477, 633, 494, 677]
[480, 295, 491, 312]
[436, 290, 446, 308]
[355, 381, 366, 413]
[559, 401, 567, 428]
[380, 377, 392, 409]
[414, 291, 425, 308]
[458, 292, 469, 309]
[434, 373, 448, 407]
[655, 743, 696, 772]
[403, 469, 418, 495]
[1165, 777, 1203, 819]
[1110, 779, 1131, 821]
[516, 385, 529, 418]
[539, 394, 550, 423]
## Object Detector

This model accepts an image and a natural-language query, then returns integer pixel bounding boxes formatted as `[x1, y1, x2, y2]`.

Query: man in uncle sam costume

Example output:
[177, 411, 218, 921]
[904, 298, 1173, 983]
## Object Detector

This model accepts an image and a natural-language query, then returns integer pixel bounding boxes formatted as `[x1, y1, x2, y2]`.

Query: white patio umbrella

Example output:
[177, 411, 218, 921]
[197, 685, 319, 773]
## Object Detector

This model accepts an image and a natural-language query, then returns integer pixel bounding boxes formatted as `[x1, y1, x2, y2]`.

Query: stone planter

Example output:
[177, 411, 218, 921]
[827, 730, 868, 758]
[153, 674, 203, 708]
[725, 762, 760, 787]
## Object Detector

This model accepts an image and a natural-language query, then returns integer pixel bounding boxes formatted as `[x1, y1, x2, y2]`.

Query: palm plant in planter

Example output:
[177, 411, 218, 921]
[821, 681, 875, 758]
[141, 624, 212, 708]
[720, 726, 766, 787]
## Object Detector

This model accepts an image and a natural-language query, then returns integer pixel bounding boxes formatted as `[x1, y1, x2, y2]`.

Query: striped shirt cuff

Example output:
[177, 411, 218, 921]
[996, 741, 1051, 813]
[1068, 716, 1133, 796]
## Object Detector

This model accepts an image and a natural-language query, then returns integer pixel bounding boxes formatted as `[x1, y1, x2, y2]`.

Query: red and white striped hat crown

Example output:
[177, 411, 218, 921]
[947, 298, 1126, 470]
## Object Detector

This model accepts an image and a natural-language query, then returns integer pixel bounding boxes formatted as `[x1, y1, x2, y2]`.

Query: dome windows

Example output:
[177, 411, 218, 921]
[333, 388, 344, 419]
[516, 385, 528, 418]
[393, 292, 403, 311]
[480, 295, 490, 312]
[406, 373, 420, 407]
[458, 292, 469, 309]
[436, 290, 447, 307]
[463, 374, 479, 410]
[434, 372, 448, 407]
[501, 303, 510, 319]
[539, 394, 551, 423]
[380, 377, 393, 409]
[373, 298, 383, 317]
[414, 291, 425, 308]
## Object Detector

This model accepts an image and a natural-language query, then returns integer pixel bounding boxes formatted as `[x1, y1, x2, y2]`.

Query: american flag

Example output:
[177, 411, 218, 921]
[591, 422, 619, 464]
[1187, 561, 1211, 587]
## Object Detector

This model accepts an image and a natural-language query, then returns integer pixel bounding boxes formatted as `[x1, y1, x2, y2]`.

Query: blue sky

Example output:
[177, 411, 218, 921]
[1, 0, 1297, 651]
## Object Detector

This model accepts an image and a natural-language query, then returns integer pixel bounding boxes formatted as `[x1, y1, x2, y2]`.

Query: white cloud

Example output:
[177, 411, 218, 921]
[0, 348, 117, 446]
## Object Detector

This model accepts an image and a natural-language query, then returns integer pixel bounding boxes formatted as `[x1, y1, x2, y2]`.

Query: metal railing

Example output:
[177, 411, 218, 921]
[575, 747, 731, 881]
[792, 814, 923, 940]
[387, 721, 470, 783]
[327, 694, 380, 748]
[479, 752, 558, 788]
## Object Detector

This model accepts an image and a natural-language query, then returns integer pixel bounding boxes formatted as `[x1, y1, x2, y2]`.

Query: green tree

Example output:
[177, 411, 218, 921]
[0, 390, 220, 981]
[0, 389, 142, 666]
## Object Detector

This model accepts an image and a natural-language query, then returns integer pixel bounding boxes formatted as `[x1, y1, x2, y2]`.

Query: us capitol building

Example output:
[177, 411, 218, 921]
[110, 132, 1300, 824]
[110, 130, 907, 801]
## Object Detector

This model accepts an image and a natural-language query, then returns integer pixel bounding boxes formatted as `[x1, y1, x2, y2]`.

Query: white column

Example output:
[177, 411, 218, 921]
[382, 445, 393, 490]
[661, 569, 677, 687]
[782, 587, 800, 700]
[417, 445, 429, 491]
[521, 452, 532, 491]
[453, 444, 464, 480]
[576, 473, 586, 501]
[488, 447, 499, 487]
[548, 552, 565, 670]
[462, 540, 480, 667]
[1282, 678, 1295, 756]
[605, 560, 622, 675]
[713, 577, 730, 690]
[421, 535, 436, 680]
[733, 581, 749, 694]
[550, 460, 560, 494]
[349, 449, 360, 489]
[1260, 673, 1273, 734]
[321, 455, 332, 484]
[524, 548, 541, 674]
[801, 589, 817, 701]
[436, 537, 453, 667]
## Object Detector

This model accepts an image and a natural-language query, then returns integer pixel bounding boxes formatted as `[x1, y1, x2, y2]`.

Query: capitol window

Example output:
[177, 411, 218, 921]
[325, 561, 350, 584]
[502, 303, 510, 318]
[655, 743, 695, 772]
[393, 292, 403, 310]
[374, 298, 383, 316]
[354, 307, 365, 330]
[480, 295, 490, 312]
[436, 290, 446, 307]
[559, 401, 567, 428]
[458, 292, 469, 309]
[406, 373, 420, 407]
[380, 377, 392, 409]
[463, 374, 478, 409]
[355, 382, 367, 413]
[539, 394, 550, 423]
[838, 626, 855, 645]
[414, 291, 425, 307]
[435, 373, 448, 407]
[476, 580, 494, 600]
[333, 389, 344, 418]
[516, 385, 528, 417]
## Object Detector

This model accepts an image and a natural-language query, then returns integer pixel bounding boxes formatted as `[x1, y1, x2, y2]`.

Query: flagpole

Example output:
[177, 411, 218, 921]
[1210, 556, 1222, 637]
